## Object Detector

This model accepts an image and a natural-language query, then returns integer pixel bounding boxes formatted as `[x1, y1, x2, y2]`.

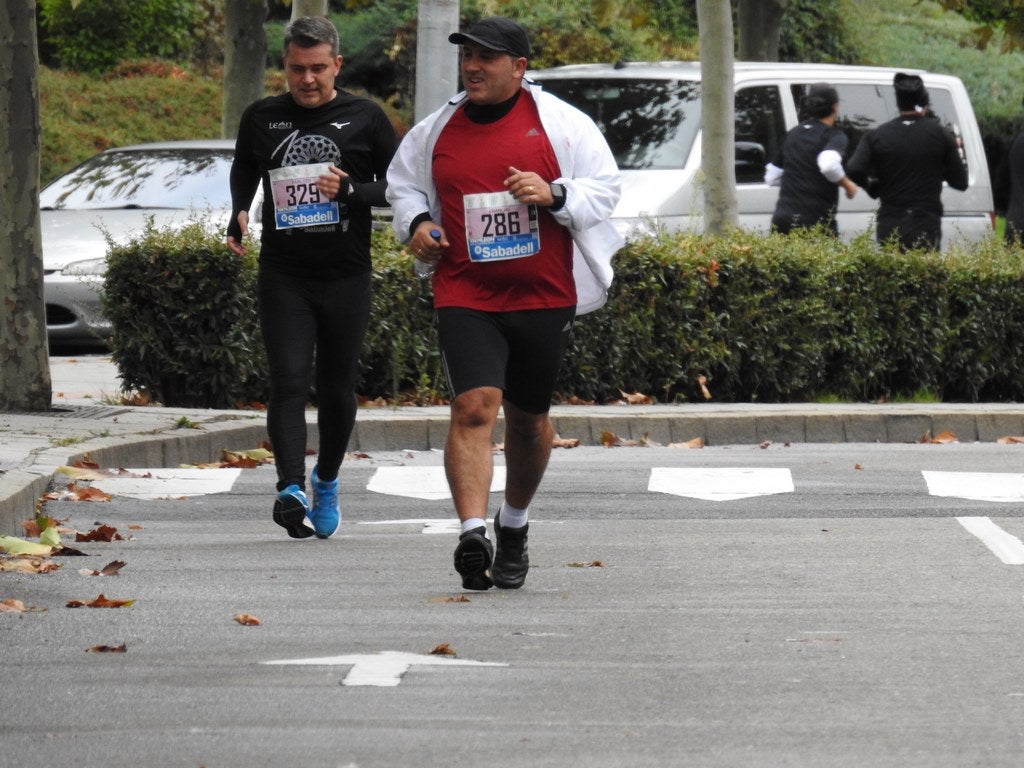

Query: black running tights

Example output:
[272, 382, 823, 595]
[257, 269, 371, 492]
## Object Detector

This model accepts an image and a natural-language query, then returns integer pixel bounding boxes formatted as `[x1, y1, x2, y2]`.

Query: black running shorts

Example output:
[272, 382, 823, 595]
[436, 306, 576, 414]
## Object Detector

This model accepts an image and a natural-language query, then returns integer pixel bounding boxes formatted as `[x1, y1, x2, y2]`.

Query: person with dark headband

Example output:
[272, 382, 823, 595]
[226, 16, 398, 540]
[387, 17, 622, 591]
[847, 72, 968, 251]
[765, 82, 858, 234]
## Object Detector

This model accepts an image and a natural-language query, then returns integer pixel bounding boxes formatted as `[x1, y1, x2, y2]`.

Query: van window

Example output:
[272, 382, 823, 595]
[790, 83, 959, 158]
[534, 78, 702, 170]
[735, 86, 785, 183]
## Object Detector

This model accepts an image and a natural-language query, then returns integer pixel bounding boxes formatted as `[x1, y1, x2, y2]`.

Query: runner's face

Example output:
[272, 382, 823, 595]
[459, 44, 526, 105]
[284, 42, 341, 108]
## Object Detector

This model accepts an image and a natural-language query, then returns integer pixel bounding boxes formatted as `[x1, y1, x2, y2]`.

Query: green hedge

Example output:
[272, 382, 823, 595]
[101, 222, 1024, 408]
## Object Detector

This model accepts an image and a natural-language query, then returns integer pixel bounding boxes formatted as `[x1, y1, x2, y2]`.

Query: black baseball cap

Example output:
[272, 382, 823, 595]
[448, 17, 531, 59]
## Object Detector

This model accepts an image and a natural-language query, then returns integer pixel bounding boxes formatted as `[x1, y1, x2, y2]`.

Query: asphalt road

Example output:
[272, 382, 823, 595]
[4, 443, 1024, 767]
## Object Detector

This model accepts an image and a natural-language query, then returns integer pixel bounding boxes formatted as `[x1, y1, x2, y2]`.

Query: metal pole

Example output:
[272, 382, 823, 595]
[414, 0, 459, 123]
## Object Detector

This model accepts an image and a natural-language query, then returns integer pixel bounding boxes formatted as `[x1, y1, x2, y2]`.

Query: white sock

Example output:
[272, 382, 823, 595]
[498, 501, 529, 529]
[460, 517, 487, 536]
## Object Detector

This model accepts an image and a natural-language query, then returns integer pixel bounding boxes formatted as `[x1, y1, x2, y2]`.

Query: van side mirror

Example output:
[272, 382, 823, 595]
[735, 141, 767, 184]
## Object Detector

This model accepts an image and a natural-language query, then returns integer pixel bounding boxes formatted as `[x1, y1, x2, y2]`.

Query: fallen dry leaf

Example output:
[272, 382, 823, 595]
[75, 525, 123, 543]
[759, 441, 772, 449]
[0, 556, 61, 574]
[997, 436, 1024, 444]
[44, 482, 112, 502]
[697, 375, 713, 400]
[429, 642, 457, 657]
[568, 560, 605, 568]
[70, 458, 101, 470]
[0, 598, 45, 613]
[920, 430, 958, 444]
[668, 437, 704, 449]
[78, 560, 126, 577]
[552, 436, 580, 449]
[86, 644, 127, 653]
[618, 390, 654, 405]
[66, 594, 134, 608]
[855, 463, 863, 470]
[233, 613, 261, 626]
[600, 431, 648, 448]
[429, 595, 471, 603]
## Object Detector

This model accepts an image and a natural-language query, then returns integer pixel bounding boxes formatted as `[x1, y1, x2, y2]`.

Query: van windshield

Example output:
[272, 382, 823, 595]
[534, 78, 701, 170]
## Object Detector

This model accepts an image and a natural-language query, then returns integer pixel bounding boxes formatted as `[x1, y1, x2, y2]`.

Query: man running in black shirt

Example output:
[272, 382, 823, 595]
[847, 72, 968, 251]
[765, 83, 858, 234]
[226, 16, 398, 540]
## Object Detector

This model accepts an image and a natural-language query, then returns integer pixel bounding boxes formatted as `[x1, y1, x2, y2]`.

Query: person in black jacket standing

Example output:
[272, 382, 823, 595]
[847, 72, 968, 251]
[994, 102, 1024, 243]
[226, 16, 398, 540]
[765, 83, 858, 234]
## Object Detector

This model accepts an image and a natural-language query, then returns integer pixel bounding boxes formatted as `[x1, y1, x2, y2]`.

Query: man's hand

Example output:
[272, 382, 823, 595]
[317, 165, 349, 200]
[505, 166, 555, 206]
[226, 210, 249, 256]
[411, 222, 448, 265]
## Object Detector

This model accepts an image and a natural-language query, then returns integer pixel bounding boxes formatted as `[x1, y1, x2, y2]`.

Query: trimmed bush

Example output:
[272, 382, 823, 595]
[101, 222, 1024, 408]
[102, 219, 266, 408]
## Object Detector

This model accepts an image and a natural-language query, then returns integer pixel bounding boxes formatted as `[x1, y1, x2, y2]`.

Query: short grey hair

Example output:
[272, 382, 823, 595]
[283, 16, 339, 57]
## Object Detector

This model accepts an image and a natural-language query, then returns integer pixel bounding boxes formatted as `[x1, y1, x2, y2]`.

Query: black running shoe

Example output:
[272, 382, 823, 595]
[272, 484, 315, 539]
[453, 527, 493, 590]
[491, 513, 529, 589]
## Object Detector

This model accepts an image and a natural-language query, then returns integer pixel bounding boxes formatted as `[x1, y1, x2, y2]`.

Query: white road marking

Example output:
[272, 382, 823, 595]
[648, 467, 794, 501]
[262, 651, 507, 687]
[358, 518, 462, 535]
[90, 468, 242, 499]
[366, 466, 506, 500]
[956, 517, 1024, 565]
[924, 471, 1024, 503]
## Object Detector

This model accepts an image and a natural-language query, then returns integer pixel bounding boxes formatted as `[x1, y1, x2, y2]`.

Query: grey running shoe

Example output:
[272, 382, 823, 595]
[491, 513, 529, 589]
[453, 527, 493, 590]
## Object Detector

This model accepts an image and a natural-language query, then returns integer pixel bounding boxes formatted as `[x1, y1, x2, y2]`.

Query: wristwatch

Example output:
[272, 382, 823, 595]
[549, 182, 567, 210]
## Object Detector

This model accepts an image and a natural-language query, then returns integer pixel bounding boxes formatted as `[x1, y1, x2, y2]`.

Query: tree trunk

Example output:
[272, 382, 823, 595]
[1, 0, 52, 412]
[737, 0, 788, 62]
[697, 0, 738, 234]
[290, 0, 328, 20]
[222, 0, 268, 139]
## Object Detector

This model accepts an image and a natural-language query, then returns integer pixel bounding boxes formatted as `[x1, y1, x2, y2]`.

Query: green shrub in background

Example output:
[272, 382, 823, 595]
[101, 223, 1024, 408]
[358, 229, 443, 402]
[38, 0, 199, 73]
[102, 219, 267, 409]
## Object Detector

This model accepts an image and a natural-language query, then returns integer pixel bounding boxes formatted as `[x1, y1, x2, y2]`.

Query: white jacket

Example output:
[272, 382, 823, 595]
[386, 80, 624, 314]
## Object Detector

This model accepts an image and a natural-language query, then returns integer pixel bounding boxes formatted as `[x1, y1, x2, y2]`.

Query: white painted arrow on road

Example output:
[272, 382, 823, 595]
[648, 467, 794, 501]
[366, 466, 506, 500]
[262, 651, 508, 686]
[924, 471, 1024, 503]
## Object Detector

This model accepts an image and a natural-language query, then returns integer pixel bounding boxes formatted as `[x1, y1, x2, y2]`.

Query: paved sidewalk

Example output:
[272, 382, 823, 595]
[2, 354, 1023, 534]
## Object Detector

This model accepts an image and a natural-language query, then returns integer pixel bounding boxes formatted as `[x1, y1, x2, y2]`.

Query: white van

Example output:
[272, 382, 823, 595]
[528, 62, 994, 249]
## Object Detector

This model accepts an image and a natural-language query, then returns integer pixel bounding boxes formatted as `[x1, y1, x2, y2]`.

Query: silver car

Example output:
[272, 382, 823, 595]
[40, 139, 245, 348]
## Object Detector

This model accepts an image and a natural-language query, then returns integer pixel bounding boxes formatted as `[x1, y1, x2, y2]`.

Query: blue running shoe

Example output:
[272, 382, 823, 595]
[272, 484, 314, 539]
[310, 466, 340, 539]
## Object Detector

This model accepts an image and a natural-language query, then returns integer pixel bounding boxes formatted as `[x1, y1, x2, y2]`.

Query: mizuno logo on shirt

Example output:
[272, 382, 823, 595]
[525, 128, 540, 137]
[331, 122, 351, 130]
[269, 121, 293, 129]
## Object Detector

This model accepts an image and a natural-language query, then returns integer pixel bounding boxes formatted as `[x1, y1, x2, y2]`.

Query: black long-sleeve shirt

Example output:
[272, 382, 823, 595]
[846, 113, 968, 217]
[228, 90, 398, 279]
